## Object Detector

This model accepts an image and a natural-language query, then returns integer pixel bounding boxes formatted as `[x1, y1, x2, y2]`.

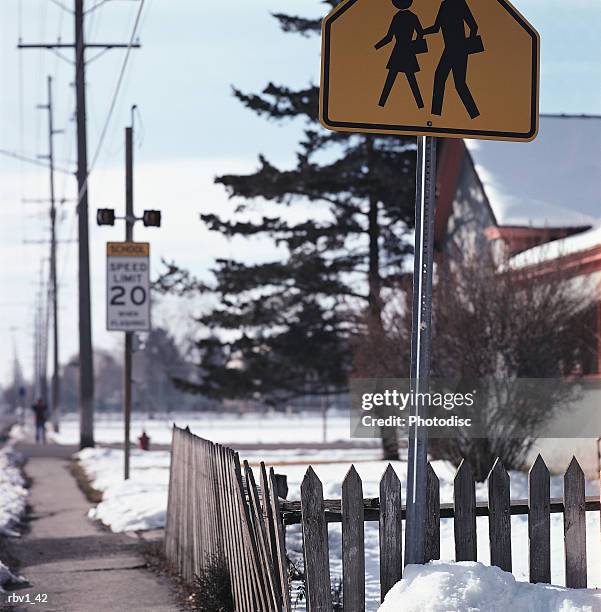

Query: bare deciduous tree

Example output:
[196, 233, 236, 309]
[430, 255, 593, 479]
[352, 253, 594, 479]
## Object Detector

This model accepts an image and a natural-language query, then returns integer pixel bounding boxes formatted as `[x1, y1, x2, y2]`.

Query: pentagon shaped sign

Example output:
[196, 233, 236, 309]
[320, 0, 539, 141]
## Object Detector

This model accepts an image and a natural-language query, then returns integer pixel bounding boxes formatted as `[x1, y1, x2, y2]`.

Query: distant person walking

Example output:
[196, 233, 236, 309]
[32, 398, 48, 444]
[425, 0, 481, 119]
[375, 0, 426, 109]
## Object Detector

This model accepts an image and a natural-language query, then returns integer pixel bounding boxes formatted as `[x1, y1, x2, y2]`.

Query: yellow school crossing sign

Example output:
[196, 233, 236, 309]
[320, 0, 539, 141]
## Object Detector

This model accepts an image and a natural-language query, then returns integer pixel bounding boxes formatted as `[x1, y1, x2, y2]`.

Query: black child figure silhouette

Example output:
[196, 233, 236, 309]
[424, 0, 481, 119]
[375, 0, 426, 109]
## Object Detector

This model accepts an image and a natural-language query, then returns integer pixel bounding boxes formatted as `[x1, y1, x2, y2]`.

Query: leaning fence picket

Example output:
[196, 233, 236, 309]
[215, 445, 239, 607]
[235, 454, 270, 610]
[210, 442, 224, 561]
[379, 464, 402, 602]
[301, 467, 332, 612]
[564, 457, 587, 588]
[261, 462, 282, 606]
[454, 459, 477, 561]
[228, 449, 255, 610]
[342, 465, 365, 612]
[269, 467, 292, 612]
[528, 454, 551, 584]
[425, 462, 440, 562]
[245, 461, 279, 610]
[226, 447, 246, 608]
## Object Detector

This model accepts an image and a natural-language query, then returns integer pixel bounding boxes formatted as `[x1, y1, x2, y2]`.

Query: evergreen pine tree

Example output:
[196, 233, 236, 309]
[156, 2, 418, 459]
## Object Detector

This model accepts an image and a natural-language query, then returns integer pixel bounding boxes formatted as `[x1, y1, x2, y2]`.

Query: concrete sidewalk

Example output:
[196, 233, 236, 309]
[1, 444, 179, 612]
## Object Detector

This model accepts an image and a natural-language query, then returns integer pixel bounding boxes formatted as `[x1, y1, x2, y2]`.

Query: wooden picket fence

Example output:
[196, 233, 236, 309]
[166, 427, 601, 611]
[164, 426, 291, 611]
[279, 455, 601, 611]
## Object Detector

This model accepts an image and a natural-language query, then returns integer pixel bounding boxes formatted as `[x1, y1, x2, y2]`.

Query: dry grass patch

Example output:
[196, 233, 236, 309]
[69, 459, 103, 504]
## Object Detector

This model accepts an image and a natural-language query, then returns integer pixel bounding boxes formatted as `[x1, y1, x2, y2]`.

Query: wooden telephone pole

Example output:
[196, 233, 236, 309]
[19, 0, 140, 448]
[38, 76, 62, 433]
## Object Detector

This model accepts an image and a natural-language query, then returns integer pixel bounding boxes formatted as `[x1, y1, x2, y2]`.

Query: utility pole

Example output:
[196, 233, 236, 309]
[74, 0, 94, 448]
[32, 291, 39, 402]
[39, 76, 61, 433]
[34, 262, 50, 404]
[18, 1, 141, 449]
[124, 124, 134, 480]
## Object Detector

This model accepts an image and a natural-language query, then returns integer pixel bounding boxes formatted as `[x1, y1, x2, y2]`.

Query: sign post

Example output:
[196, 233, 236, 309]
[99, 114, 161, 480]
[320, 0, 539, 567]
[405, 135, 436, 565]
[106, 238, 150, 479]
[124, 126, 134, 482]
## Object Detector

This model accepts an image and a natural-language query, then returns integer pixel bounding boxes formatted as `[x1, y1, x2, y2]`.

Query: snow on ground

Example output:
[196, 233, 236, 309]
[54, 410, 356, 446]
[0, 432, 28, 537]
[77, 447, 170, 532]
[0, 562, 24, 594]
[379, 562, 601, 612]
[0, 428, 28, 591]
[75, 446, 380, 533]
[78, 446, 601, 611]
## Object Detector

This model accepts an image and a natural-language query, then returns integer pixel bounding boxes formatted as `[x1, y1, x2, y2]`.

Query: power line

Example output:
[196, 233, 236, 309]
[49, 0, 73, 13]
[0, 148, 74, 174]
[87, 0, 145, 175]
[85, 0, 147, 162]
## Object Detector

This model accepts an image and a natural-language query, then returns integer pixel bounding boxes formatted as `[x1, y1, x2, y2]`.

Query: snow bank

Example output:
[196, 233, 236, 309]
[379, 562, 601, 612]
[0, 432, 28, 591]
[0, 561, 25, 593]
[0, 440, 27, 537]
[76, 447, 170, 532]
[87, 478, 167, 532]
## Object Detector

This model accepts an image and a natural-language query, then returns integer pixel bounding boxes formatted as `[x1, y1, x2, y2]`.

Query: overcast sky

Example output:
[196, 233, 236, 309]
[0, 0, 600, 385]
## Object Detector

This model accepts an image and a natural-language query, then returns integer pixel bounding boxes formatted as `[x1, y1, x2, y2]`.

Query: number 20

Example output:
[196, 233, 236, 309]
[110, 285, 146, 306]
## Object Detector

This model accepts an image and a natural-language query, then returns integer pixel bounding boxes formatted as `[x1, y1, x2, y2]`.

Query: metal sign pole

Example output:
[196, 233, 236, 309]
[124, 126, 134, 480]
[405, 135, 437, 565]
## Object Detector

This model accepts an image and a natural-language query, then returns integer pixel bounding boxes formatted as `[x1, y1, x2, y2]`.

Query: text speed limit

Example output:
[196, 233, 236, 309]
[106, 242, 151, 332]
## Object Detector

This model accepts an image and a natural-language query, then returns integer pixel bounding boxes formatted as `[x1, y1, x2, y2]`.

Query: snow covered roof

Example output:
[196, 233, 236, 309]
[466, 115, 601, 228]
[511, 223, 601, 268]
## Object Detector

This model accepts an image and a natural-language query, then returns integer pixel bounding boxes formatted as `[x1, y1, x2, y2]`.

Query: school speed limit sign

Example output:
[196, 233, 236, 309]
[106, 242, 151, 332]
